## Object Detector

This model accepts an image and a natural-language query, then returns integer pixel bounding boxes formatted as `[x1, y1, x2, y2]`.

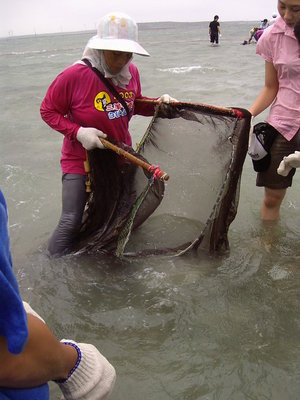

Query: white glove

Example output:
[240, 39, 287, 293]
[158, 94, 178, 103]
[57, 340, 116, 400]
[277, 151, 300, 176]
[77, 127, 107, 151]
[23, 301, 46, 324]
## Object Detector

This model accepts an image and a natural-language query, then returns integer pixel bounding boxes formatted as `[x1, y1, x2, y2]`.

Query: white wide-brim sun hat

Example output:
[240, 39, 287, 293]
[87, 12, 150, 56]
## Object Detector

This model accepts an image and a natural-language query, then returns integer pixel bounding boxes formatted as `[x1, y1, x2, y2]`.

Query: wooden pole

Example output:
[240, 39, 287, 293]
[100, 138, 169, 181]
[134, 98, 241, 118]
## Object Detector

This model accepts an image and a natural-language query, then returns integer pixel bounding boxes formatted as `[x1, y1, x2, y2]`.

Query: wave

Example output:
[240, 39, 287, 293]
[0, 46, 81, 57]
[157, 65, 214, 74]
[8, 49, 48, 55]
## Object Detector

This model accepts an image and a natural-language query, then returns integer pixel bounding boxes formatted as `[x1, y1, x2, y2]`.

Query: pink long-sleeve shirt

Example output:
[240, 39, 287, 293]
[256, 17, 300, 140]
[40, 62, 156, 174]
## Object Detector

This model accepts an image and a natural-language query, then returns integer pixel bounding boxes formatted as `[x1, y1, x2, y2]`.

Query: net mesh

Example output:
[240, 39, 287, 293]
[72, 102, 251, 257]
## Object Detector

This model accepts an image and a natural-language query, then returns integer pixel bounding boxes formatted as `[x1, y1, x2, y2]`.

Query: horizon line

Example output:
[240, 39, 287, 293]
[0, 19, 264, 39]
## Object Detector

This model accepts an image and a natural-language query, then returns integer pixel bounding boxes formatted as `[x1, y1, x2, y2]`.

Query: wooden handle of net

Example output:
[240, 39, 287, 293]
[100, 137, 169, 181]
[135, 98, 243, 118]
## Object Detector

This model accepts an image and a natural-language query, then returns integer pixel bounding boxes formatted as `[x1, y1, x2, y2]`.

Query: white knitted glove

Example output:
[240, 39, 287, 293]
[158, 94, 178, 103]
[57, 340, 116, 400]
[277, 151, 300, 176]
[23, 301, 45, 324]
[77, 128, 107, 151]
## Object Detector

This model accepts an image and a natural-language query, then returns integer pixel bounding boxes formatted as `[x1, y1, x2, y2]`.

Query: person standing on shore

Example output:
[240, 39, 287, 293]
[248, 0, 300, 221]
[209, 15, 221, 45]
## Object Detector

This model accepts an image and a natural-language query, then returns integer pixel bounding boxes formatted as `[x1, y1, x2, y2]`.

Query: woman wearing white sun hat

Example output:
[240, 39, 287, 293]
[41, 12, 177, 257]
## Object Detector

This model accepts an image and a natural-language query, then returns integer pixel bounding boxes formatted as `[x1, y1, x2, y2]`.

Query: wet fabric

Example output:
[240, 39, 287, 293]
[72, 102, 251, 257]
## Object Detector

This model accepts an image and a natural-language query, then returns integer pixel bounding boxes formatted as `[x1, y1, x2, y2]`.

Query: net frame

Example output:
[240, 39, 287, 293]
[73, 101, 251, 258]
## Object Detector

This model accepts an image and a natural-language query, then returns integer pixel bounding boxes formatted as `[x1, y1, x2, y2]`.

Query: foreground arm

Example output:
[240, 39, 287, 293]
[0, 189, 116, 399]
[0, 314, 77, 387]
[249, 61, 279, 117]
[0, 310, 116, 399]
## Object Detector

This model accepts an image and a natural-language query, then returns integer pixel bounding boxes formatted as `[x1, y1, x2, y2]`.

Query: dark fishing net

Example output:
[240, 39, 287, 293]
[72, 102, 251, 257]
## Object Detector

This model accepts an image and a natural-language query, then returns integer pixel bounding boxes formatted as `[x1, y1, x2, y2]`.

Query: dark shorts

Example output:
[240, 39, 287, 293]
[210, 33, 219, 44]
[257, 129, 300, 189]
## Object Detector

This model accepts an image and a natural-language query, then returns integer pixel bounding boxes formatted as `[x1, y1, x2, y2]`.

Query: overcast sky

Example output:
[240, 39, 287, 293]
[0, 0, 278, 37]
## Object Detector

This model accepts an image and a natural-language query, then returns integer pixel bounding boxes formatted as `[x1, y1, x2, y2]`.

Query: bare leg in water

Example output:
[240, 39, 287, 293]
[260, 187, 286, 221]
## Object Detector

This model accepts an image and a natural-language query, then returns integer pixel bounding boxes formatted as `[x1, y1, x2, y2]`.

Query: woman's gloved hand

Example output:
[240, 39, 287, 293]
[158, 94, 178, 103]
[77, 127, 107, 151]
[277, 151, 300, 176]
[57, 340, 116, 400]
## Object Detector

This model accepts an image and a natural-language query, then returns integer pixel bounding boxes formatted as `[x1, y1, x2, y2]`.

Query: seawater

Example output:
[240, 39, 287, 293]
[0, 21, 300, 400]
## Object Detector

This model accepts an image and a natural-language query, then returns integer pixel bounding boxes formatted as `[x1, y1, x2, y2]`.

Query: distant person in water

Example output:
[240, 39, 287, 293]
[260, 18, 270, 29]
[247, 18, 270, 44]
[209, 15, 221, 45]
[242, 26, 263, 45]
[248, 27, 260, 43]
[254, 28, 264, 41]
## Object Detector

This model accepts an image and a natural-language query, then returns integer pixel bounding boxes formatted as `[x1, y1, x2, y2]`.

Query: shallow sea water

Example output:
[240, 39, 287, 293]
[0, 21, 300, 399]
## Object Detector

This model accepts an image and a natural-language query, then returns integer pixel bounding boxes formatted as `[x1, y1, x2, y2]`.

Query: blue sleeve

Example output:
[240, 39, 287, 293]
[0, 190, 28, 354]
[0, 385, 49, 400]
[0, 190, 50, 399]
